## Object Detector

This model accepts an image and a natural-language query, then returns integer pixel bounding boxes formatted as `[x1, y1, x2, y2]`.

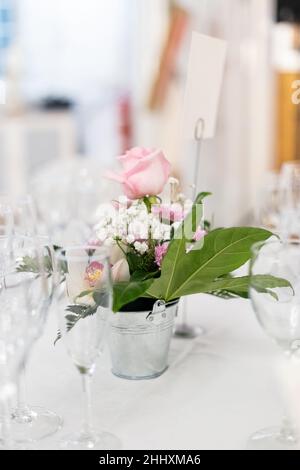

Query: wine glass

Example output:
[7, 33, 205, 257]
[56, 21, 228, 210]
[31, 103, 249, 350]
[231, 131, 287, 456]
[278, 162, 300, 239]
[249, 238, 300, 450]
[0, 195, 13, 238]
[8, 211, 62, 443]
[0, 195, 14, 271]
[13, 195, 38, 237]
[0, 268, 15, 450]
[255, 172, 280, 231]
[55, 245, 121, 450]
[0, 235, 55, 448]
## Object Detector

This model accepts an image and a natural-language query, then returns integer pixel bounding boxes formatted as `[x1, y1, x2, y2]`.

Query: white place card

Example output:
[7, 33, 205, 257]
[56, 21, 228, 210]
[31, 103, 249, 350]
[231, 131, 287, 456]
[182, 32, 227, 140]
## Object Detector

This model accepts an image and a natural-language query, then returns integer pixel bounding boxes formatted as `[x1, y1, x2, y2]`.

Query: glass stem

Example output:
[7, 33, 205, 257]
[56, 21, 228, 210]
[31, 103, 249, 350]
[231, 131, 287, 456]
[278, 351, 299, 444]
[81, 373, 93, 437]
[0, 386, 14, 449]
[279, 414, 298, 443]
[181, 297, 188, 325]
[16, 363, 27, 412]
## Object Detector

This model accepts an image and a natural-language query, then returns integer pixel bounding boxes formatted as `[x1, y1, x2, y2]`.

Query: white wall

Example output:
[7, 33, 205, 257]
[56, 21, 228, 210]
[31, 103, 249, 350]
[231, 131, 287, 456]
[132, 0, 275, 226]
[18, 0, 131, 101]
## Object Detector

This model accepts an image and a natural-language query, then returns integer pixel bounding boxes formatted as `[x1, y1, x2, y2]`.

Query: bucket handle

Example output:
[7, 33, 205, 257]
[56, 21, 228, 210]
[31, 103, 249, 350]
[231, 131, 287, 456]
[146, 300, 166, 324]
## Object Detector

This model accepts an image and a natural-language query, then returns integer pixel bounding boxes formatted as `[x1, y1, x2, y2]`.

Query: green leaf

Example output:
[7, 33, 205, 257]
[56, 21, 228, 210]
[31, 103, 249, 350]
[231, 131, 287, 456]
[17, 251, 54, 275]
[250, 274, 293, 300]
[17, 255, 40, 273]
[62, 303, 98, 336]
[54, 329, 62, 346]
[145, 192, 207, 300]
[113, 279, 154, 312]
[92, 290, 110, 307]
[205, 275, 291, 300]
[130, 270, 160, 282]
[147, 227, 273, 301]
[65, 305, 85, 316]
[250, 274, 293, 292]
[76, 290, 93, 299]
[180, 275, 254, 298]
[195, 192, 212, 203]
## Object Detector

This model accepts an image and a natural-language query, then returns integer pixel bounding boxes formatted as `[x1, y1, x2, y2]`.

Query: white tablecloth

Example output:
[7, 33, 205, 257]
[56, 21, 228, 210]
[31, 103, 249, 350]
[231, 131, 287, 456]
[26, 294, 285, 450]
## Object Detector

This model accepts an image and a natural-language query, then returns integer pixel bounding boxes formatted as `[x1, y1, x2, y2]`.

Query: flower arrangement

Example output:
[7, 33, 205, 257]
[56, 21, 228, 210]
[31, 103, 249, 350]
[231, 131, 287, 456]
[77, 146, 289, 315]
[18, 147, 291, 342]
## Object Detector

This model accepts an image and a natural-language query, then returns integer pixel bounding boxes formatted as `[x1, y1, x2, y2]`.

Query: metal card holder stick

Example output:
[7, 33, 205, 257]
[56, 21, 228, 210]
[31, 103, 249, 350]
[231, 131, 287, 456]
[174, 118, 206, 339]
[192, 118, 205, 200]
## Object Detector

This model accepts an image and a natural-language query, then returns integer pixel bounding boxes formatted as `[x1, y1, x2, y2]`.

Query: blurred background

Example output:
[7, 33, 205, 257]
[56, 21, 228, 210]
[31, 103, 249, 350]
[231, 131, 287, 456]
[0, 0, 299, 231]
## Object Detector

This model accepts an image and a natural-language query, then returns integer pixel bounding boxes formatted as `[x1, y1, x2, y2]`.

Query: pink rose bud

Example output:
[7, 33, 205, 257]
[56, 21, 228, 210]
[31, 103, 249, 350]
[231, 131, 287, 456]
[105, 147, 171, 199]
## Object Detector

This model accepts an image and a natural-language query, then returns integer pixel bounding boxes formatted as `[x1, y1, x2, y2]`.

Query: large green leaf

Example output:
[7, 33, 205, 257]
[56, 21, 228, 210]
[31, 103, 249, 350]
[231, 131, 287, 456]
[147, 227, 273, 301]
[145, 192, 207, 301]
[184, 274, 292, 299]
[113, 279, 153, 312]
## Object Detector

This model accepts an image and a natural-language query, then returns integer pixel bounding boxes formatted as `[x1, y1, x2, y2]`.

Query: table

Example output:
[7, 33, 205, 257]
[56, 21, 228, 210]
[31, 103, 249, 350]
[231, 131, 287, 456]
[26, 294, 285, 450]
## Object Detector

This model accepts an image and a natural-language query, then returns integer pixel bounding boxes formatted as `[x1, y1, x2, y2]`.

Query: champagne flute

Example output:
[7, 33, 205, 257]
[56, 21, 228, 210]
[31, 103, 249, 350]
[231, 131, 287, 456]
[8, 236, 62, 443]
[0, 196, 13, 272]
[0, 195, 13, 238]
[55, 245, 121, 450]
[0, 235, 54, 447]
[278, 162, 300, 239]
[0, 268, 15, 449]
[9, 197, 63, 441]
[13, 195, 38, 237]
[249, 238, 300, 450]
[255, 172, 280, 231]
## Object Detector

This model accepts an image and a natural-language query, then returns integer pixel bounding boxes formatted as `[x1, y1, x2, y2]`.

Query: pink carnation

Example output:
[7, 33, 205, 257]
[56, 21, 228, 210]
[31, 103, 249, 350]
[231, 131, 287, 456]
[155, 242, 169, 268]
[152, 203, 184, 223]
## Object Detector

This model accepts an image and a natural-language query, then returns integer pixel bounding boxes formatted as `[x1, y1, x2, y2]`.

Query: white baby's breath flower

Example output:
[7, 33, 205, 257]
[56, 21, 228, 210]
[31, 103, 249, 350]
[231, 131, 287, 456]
[134, 241, 148, 254]
[139, 242, 148, 254]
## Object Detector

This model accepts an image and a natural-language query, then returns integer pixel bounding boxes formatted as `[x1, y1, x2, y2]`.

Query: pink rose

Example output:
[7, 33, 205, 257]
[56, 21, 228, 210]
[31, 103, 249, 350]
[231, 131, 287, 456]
[106, 147, 171, 199]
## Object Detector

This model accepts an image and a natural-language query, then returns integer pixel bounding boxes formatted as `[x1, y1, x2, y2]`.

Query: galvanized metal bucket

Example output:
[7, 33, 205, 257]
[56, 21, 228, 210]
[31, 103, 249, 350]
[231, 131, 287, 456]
[108, 299, 179, 380]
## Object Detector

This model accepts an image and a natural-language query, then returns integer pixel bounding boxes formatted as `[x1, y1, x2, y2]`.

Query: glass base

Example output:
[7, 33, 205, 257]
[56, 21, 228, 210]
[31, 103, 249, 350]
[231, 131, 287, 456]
[247, 426, 299, 450]
[112, 366, 168, 381]
[174, 323, 205, 338]
[60, 430, 121, 450]
[10, 405, 63, 443]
